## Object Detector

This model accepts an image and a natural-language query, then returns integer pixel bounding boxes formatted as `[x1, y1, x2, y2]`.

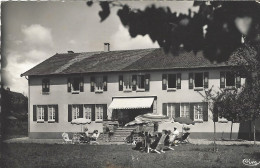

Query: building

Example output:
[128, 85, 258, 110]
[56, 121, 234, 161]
[21, 45, 248, 139]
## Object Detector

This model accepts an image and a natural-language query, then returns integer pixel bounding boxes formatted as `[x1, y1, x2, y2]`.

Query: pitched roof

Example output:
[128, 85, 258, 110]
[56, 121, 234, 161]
[21, 48, 236, 76]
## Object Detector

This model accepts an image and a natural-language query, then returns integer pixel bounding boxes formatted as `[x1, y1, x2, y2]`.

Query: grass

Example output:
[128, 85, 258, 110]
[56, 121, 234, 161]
[2, 143, 260, 168]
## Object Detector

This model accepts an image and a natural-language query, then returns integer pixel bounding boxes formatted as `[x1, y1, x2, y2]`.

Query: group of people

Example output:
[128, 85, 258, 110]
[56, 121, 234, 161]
[80, 128, 100, 143]
[133, 127, 180, 154]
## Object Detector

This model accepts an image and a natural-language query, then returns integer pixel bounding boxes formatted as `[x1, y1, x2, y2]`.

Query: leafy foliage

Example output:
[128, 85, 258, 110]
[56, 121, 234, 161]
[87, 1, 260, 62]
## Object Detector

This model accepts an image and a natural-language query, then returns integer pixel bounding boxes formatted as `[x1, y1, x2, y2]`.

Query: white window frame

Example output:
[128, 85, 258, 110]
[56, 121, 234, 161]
[95, 76, 103, 93]
[167, 103, 175, 119]
[167, 74, 177, 91]
[194, 73, 204, 89]
[48, 105, 55, 122]
[137, 75, 145, 91]
[84, 105, 92, 120]
[95, 105, 103, 121]
[194, 104, 203, 121]
[180, 103, 190, 118]
[123, 74, 132, 92]
[72, 105, 80, 120]
[37, 105, 44, 122]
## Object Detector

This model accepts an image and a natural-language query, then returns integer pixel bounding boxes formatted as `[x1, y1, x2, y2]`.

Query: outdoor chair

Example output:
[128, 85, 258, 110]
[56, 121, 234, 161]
[62, 132, 72, 144]
[90, 132, 100, 145]
[176, 132, 190, 144]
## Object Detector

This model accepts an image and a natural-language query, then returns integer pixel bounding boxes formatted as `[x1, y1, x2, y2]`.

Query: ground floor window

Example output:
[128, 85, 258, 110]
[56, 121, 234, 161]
[72, 105, 80, 119]
[194, 104, 203, 121]
[48, 105, 55, 121]
[167, 103, 175, 119]
[96, 105, 103, 121]
[37, 105, 44, 121]
[180, 103, 190, 118]
[84, 105, 92, 120]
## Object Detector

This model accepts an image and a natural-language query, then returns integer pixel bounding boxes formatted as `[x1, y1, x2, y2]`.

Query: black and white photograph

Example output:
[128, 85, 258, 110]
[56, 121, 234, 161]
[1, 1, 260, 167]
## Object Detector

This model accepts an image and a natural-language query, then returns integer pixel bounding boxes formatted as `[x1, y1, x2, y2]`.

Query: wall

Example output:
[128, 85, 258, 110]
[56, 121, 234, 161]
[29, 68, 245, 139]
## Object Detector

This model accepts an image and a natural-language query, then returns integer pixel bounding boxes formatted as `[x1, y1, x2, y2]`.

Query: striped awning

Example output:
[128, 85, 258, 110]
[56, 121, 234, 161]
[108, 97, 154, 109]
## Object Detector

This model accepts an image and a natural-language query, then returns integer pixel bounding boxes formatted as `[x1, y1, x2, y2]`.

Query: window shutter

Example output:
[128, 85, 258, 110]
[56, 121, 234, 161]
[44, 105, 48, 121]
[67, 78, 71, 92]
[177, 73, 181, 89]
[91, 104, 95, 121]
[103, 104, 107, 120]
[42, 80, 45, 92]
[236, 74, 241, 88]
[145, 74, 150, 91]
[80, 77, 84, 92]
[203, 102, 208, 121]
[162, 74, 167, 90]
[132, 75, 137, 91]
[33, 105, 37, 121]
[175, 103, 180, 118]
[55, 105, 58, 122]
[119, 75, 123, 91]
[90, 76, 95, 92]
[68, 105, 72, 122]
[189, 103, 195, 121]
[103, 76, 107, 91]
[46, 79, 50, 92]
[204, 72, 209, 88]
[220, 72, 225, 88]
[162, 103, 167, 116]
[79, 105, 83, 118]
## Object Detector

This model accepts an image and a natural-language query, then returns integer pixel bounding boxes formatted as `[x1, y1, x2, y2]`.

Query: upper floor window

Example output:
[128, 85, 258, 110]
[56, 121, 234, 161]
[137, 75, 145, 90]
[90, 76, 107, 93]
[124, 75, 132, 91]
[220, 71, 241, 89]
[42, 78, 50, 93]
[68, 77, 84, 93]
[168, 74, 177, 89]
[189, 72, 208, 90]
[162, 73, 181, 90]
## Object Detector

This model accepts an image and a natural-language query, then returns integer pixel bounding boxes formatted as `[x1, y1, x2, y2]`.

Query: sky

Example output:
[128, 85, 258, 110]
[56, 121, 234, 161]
[1, 1, 196, 95]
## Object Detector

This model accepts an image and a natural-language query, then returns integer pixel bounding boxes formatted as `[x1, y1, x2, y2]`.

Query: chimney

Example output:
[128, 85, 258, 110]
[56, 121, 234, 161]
[68, 51, 74, 54]
[104, 43, 110, 52]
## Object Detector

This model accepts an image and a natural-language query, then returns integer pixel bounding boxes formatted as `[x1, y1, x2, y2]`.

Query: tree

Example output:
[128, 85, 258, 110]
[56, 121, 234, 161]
[87, 1, 260, 62]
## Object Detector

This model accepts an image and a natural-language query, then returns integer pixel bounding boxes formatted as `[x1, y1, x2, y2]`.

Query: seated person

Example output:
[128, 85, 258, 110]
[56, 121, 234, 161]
[164, 130, 174, 151]
[150, 133, 162, 154]
[170, 127, 179, 146]
[133, 132, 145, 150]
[91, 130, 100, 141]
[80, 128, 90, 143]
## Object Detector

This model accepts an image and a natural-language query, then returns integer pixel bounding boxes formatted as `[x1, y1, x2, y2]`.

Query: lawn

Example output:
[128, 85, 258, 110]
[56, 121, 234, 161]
[2, 143, 260, 168]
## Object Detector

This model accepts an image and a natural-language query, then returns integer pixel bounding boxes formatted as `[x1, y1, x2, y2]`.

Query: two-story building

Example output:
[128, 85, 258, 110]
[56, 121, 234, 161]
[21, 46, 248, 139]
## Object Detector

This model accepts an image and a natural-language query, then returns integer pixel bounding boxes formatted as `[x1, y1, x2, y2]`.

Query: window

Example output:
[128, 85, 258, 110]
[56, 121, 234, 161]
[137, 75, 145, 89]
[181, 103, 190, 118]
[42, 79, 50, 93]
[167, 103, 175, 118]
[95, 76, 103, 91]
[194, 104, 203, 121]
[84, 105, 92, 120]
[37, 105, 44, 121]
[96, 105, 103, 120]
[168, 74, 177, 89]
[72, 105, 80, 119]
[194, 73, 203, 88]
[48, 105, 55, 121]
[124, 75, 132, 90]
[226, 72, 235, 87]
